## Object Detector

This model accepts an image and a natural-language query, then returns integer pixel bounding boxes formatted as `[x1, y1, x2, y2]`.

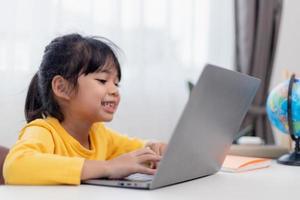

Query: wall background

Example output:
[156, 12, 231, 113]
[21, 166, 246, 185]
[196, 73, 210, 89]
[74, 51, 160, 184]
[271, 0, 300, 87]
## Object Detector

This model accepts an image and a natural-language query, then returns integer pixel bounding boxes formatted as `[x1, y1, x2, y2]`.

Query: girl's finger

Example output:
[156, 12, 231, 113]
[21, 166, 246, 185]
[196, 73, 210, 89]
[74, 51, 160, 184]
[133, 147, 156, 156]
[159, 144, 165, 156]
[159, 144, 167, 156]
[137, 154, 161, 164]
[136, 165, 157, 175]
[152, 144, 160, 155]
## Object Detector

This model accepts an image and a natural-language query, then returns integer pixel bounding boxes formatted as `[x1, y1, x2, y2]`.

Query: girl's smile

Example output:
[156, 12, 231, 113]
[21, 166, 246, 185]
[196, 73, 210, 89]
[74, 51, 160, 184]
[101, 100, 118, 114]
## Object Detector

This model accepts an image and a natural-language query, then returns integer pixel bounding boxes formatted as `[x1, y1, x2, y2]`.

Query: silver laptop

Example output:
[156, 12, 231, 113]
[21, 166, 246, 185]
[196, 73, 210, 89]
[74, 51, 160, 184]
[83, 64, 261, 190]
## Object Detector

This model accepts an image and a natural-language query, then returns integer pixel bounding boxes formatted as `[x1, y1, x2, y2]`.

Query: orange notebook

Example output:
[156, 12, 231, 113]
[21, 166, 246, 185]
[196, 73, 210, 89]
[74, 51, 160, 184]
[221, 155, 272, 173]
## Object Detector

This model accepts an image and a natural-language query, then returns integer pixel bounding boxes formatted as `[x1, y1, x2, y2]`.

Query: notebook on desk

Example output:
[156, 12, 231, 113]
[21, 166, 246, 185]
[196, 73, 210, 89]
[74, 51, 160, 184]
[82, 64, 261, 189]
[221, 155, 272, 173]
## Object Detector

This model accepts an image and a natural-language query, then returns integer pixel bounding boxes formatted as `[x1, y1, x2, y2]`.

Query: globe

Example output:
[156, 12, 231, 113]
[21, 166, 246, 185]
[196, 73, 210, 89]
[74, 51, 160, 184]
[266, 78, 300, 137]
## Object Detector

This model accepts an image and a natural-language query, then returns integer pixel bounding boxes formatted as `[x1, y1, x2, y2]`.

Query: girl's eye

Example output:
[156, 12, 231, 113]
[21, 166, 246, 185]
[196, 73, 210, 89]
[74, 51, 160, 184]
[96, 79, 120, 87]
[96, 79, 107, 84]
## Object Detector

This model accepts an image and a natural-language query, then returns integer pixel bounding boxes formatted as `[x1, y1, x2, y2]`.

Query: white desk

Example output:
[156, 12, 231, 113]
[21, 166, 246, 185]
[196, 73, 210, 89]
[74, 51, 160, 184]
[1, 161, 299, 200]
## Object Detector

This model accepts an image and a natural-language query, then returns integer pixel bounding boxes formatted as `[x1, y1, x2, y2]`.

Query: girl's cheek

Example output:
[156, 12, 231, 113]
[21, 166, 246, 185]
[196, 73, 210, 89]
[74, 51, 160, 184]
[116, 96, 121, 106]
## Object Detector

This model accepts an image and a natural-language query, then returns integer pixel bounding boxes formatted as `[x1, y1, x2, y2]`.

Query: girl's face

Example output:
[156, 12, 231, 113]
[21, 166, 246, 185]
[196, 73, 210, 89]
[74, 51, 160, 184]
[68, 65, 120, 123]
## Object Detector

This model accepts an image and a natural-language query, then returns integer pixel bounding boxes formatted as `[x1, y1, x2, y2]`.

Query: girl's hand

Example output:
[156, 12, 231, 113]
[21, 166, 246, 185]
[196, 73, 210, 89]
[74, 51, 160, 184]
[144, 142, 168, 169]
[105, 148, 161, 179]
[145, 142, 167, 156]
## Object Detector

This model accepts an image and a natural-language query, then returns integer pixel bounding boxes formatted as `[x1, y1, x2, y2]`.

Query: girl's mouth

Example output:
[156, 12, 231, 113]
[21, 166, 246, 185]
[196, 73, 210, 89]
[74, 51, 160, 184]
[101, 101, 117, 113]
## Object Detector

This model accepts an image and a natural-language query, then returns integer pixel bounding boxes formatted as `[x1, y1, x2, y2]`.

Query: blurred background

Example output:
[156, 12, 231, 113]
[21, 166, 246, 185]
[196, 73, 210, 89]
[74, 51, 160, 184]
[0, 0, 234, 146]
[0, 0, 299, 149]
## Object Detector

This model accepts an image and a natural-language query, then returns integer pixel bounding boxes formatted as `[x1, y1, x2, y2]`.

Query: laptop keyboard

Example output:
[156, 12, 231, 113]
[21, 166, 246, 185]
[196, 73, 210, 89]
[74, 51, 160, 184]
[125, 173, 154, 181]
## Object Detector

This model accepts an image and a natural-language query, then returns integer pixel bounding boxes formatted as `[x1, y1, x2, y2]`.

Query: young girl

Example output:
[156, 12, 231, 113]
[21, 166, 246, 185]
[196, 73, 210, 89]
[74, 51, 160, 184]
[3, 33, 166, 185]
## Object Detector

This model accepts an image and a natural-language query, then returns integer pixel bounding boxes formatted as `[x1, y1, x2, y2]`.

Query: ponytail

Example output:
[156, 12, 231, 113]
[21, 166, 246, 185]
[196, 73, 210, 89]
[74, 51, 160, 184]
[24, 72, 43, 123]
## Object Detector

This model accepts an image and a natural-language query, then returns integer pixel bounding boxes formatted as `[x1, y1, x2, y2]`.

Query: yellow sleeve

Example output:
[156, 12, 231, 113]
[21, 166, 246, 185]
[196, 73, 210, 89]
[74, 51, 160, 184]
[104, 126, 145, 160]
[3, 126, 84, 185]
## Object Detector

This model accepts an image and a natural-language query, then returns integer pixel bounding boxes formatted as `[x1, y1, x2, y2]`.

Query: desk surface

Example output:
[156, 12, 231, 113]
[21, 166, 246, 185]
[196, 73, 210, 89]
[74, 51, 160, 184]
[1, 161, 299, 200]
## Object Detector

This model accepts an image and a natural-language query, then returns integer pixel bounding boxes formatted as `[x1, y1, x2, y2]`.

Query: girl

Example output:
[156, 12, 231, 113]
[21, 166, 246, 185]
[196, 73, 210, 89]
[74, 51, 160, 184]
[3, 33, 166, 185]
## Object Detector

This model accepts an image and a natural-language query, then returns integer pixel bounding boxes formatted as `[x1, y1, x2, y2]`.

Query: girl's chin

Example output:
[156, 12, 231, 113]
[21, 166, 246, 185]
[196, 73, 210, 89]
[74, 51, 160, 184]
[98, 113, 115, 122]
[93, 117, 113, 123]
[102, 117, 113, 122]
[95, 109, 117, 122]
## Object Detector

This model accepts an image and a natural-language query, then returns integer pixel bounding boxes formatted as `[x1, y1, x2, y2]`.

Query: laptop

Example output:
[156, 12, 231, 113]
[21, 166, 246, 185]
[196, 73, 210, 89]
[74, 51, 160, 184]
[82, 64, 261, 190]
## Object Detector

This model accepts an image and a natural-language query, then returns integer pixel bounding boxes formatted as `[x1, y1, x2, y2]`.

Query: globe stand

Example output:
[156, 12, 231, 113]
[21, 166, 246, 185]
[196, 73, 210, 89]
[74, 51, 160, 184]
[277, 74, 300, 166]
[277, 138, 300, 166]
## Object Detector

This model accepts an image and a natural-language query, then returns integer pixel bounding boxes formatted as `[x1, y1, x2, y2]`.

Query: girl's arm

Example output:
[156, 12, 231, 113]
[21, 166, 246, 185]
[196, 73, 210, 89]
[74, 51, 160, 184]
[104, 126, 147, 159]
[4, 126, 161, 184]
[103, 126, 167, 157]
[3, 127, 84, 185]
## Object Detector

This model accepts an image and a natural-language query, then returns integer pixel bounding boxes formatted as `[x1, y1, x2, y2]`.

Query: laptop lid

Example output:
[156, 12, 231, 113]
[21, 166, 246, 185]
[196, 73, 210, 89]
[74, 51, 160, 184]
[149, 64, 260, 189]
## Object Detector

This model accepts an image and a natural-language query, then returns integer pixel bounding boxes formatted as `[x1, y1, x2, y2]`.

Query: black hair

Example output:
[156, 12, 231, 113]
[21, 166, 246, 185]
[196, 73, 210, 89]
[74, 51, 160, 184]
[25, 33, 121, 123]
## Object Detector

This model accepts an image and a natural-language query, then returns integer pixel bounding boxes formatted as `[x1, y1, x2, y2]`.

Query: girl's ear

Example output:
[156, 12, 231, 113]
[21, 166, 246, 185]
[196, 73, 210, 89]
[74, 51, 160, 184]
[51, 75, 72, 100]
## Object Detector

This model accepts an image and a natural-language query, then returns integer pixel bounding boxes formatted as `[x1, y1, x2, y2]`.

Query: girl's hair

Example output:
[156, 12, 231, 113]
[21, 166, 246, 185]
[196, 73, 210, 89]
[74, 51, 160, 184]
[25, 33, 121, 123]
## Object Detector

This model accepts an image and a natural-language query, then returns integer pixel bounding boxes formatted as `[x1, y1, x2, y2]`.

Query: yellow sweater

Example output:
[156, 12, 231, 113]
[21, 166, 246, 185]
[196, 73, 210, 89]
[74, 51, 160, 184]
[3, 117, 145, 185]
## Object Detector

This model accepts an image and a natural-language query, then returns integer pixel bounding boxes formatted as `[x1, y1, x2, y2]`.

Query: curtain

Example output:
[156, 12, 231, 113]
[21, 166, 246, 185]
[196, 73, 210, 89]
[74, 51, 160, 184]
[234, 0, 283, 144]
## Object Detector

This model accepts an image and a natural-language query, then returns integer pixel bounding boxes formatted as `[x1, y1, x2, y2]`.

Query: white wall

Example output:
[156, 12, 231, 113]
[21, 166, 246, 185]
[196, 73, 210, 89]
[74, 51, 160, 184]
[271, 0, 300, 88]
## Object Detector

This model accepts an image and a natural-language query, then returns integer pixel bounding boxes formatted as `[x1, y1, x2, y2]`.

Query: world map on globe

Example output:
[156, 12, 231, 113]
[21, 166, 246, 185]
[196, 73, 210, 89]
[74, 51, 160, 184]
[266, 78, 300, 137]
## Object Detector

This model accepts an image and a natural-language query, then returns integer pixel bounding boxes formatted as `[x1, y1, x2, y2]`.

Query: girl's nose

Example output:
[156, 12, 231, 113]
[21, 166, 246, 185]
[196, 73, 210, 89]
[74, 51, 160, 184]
[108, 83, 119, 96]
[109, 90, 119, 96]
